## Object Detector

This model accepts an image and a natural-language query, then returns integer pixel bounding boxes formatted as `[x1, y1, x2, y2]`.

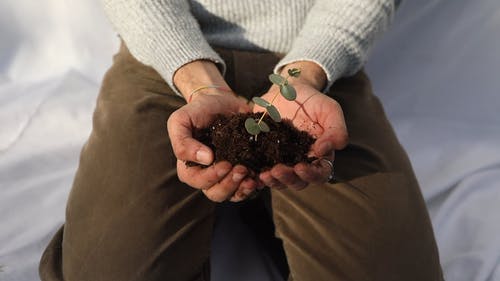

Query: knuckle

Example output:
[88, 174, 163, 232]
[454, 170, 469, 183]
[173, 140, 190, 159]
[166, 113, 178, 131]
[176, 165, 188, 184]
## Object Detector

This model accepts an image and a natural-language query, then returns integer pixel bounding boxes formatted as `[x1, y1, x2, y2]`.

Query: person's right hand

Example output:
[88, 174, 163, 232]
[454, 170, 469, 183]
[167, 91, 262, 202]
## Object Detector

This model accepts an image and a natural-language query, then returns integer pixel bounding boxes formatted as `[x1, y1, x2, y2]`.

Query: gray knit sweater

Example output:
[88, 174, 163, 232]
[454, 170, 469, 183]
[102, 0, 398, 93]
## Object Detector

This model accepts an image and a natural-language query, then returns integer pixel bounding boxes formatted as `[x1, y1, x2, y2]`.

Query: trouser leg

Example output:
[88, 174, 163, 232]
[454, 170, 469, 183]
[221, 49, 443, 280]
[270, 71, 444, 281]
[39, 43, 215, 281]
[220, 49, 443, 280]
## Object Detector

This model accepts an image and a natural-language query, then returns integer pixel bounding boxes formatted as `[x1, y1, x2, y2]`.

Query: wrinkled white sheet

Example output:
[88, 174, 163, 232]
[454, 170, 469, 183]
[0, 0, 499, 280]
[366, 1, 500, 280]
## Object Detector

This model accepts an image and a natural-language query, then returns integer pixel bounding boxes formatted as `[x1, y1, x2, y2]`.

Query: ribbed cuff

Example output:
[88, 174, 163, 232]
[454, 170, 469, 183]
[147, 28, 227, 96]
[274, 0, 395, 93]
[274, 33, 358, 93]
[103, 0, 226, 97]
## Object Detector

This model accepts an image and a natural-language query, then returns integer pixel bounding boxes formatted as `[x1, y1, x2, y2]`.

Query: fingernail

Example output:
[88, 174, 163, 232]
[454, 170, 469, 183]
[233, 172, 246, 182]
[243, 188, 253, 196]
[196, 149, 211, 165]
[217, 166, 231, 178]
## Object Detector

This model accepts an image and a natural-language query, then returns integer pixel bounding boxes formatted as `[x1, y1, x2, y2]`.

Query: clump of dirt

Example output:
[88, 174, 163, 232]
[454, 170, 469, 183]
[190, 112, 316, 174]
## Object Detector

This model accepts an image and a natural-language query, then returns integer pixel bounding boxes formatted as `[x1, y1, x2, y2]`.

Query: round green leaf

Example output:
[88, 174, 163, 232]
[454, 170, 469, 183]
[245, 118, 261, 135]
[252, 97, 271, 108]
[280, 84, 296, 101]
[288, 68, 301, 77]
[258, 120, 270, 132]
[269, 73, 285, 85]
[267, 105, 281, 122]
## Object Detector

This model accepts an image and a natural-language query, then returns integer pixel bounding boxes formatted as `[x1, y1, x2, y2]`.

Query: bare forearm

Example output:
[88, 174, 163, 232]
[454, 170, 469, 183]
[173, 60, 230, 101]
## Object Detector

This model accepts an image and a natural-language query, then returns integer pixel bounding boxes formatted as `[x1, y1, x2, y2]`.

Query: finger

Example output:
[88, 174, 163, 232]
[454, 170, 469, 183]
[229, 177, 258, 202]
[294, 158, 333, 184]
[177, 160, 232, 190]
[234, 96, 254, 114]
[203, 165, 248, 202]
[312, 130, 347, 158]
[167, 110, 214, 165]
[294, 155, 334, 184]
[229, 176, 259, 202]
[259, 170, 287, 190]
[270, 164, 308, 190]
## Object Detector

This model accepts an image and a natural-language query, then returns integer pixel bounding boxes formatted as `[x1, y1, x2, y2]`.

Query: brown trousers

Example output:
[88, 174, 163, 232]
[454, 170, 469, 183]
[39, 44, 443, 281]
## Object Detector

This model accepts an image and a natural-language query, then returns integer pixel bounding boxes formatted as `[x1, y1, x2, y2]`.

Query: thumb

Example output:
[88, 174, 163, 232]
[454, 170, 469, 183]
[167, 111, 214, 165]
[312, 128, 348, 157]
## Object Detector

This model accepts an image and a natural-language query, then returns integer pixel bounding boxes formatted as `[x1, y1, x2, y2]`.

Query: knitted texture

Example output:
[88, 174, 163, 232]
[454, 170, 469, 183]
[102, 0, 396, 94]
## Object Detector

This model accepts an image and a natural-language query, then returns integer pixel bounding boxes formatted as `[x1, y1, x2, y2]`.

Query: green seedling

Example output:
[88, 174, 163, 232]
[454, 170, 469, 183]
[245, 68, 301, 137]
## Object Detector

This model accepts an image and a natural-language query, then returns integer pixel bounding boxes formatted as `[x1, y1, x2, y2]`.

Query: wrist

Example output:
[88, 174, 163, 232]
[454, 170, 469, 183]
[279, 61, 327, 91]
[173, 60, 231, 101]
[188, 85, 233, 103]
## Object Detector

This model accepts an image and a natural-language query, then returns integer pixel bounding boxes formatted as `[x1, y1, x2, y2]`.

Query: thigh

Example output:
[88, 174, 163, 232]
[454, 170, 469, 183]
[271, 72, 443, 281]
[39, 44, 215, 281]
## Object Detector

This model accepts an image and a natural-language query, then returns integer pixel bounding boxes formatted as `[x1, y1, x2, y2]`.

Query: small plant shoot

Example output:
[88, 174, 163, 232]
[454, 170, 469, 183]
[245, 68, 301, 137]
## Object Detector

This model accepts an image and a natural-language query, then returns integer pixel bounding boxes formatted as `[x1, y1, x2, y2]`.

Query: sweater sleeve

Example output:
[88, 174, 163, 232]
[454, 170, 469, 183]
[102, 0, 225, 95]
[274, 0, 397, 92]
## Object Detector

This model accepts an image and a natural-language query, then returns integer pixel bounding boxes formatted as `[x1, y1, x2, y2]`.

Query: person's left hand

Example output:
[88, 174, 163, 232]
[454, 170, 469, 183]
[255, 81, 348, 190]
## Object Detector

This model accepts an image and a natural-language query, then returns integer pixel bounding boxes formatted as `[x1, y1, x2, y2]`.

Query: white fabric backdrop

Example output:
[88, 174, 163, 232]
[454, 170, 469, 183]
[0, 0, 499, 280]
[366, 1, 500, 280]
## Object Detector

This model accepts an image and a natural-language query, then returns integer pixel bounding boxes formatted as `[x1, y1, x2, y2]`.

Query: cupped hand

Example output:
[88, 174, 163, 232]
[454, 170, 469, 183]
[167, 92, 262, 202]
[255, 82, 348, 190]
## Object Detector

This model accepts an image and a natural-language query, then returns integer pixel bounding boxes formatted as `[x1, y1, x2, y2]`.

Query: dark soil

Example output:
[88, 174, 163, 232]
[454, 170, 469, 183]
[190, 112, 316, 174]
